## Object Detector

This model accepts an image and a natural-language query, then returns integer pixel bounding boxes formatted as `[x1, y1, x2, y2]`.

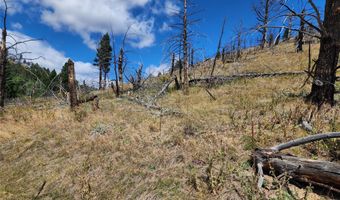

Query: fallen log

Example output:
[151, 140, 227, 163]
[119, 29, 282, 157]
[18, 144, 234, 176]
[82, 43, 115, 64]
[190, 71, 305, 85]
[252, 132, 340, 194]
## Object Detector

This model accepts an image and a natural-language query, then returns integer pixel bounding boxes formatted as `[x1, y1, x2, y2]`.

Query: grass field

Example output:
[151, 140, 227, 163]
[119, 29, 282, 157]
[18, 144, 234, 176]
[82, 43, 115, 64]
[0, 42, 339, 199]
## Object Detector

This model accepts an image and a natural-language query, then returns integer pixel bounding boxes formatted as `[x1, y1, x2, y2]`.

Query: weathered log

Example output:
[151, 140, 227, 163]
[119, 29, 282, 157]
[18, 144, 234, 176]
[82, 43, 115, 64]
[253, 149, 340, 193]
[252, 132, 340, 194]
[190, 71, 305, 85]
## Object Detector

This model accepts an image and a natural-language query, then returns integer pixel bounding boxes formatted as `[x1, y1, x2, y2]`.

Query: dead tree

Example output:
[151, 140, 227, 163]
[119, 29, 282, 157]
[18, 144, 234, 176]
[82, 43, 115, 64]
[112, 37, 120, 97]
[67, 59, 78, 109]
[210, 17, 226, 76]
[280, 0, 340, 105]
[118, 48, 124, 91]
[306, 0, 340, 105]
[128, 64, 143, 91]
[253, 0, 275, 49]
[170, 53, 175, 76]
[166, 0, 199, 94]
[253, 132, 340, 193]
[0, 0, 8, 108]
[234, 21, 243, 60]
[182, 0, 189, 95]
[296, 9, 306, 52]
[190, 48, 194, 68]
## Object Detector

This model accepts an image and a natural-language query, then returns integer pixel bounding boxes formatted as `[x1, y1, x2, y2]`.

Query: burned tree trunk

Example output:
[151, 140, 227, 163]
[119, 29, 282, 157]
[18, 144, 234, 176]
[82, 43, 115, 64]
[182, 0, 189, 95]
[262, 0, 269, 49]
[307, 0, 340, 105]
[296, 9, 305, 52]
[170, 53, 175, 76]
[0, 0, 7, 108]
[118, 48, 124, 92]
[67, 59, 78, 109]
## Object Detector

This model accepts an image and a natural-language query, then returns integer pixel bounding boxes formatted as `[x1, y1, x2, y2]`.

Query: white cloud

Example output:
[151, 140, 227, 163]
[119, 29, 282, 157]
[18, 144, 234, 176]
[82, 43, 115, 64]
[159, 22, 172, 32]
[146, 63, 169, 76]
[0, 1, 23, 15]
[8, 31, 97, 82]
[164, 0, 180, 16]
[19, 0, 155, 50]
[11, 22, 23, 30]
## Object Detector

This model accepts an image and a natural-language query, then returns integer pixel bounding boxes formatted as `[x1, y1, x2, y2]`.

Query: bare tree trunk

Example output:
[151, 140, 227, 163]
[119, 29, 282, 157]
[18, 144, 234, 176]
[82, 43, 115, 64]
[67, 59, 78, 109]
[0, 0, 7, 108]
[179, 57, 182, 84]
[112, 37, 120, 97]
[103, 72, 107, 90]
[211, 18, 226, 76]
[307, 0, 340, 105]
[182, 0, 189, 95]
[191, 48, 194, 68]
[118, 48, 124, 92]
[99, 65, 102, 90]
[170, 53, 175, 76]
[296, 9, 305, 52]
[260, 0, 270, 49]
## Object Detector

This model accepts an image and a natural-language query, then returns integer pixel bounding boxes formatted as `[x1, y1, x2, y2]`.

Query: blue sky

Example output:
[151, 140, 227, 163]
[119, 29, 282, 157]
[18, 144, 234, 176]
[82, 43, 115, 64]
[3, 0, 325, 85]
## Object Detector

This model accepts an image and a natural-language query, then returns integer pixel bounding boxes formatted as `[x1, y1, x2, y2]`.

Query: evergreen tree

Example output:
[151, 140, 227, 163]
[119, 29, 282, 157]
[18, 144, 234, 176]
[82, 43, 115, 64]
[96, 33, 112, 89]
[59, 62, 69, 92]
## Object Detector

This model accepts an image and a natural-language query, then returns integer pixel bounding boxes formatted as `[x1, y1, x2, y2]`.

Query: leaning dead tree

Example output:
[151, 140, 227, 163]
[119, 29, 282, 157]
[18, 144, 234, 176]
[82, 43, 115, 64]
[253, 132, 340, 193]
[210, 17, 226, 77]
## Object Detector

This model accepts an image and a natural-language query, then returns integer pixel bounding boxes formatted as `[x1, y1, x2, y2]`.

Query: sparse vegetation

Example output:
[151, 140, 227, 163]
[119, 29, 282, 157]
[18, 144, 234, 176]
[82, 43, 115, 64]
[1, 41, 339, 199]
[0, 0, 340, 199]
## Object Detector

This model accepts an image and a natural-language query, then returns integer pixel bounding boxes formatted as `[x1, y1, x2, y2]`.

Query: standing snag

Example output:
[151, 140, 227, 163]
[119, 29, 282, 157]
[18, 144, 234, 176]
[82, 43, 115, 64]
[67, 59, 78, 109]
[182, 0, 189, 95]
[296, 9, 305, 52]
[0, 0, 7, 108]
[307, 0, 340, 105]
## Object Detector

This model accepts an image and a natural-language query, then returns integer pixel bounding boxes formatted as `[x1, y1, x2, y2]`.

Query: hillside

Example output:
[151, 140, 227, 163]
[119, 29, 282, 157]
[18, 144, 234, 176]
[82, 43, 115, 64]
[0, 42, 340, 199]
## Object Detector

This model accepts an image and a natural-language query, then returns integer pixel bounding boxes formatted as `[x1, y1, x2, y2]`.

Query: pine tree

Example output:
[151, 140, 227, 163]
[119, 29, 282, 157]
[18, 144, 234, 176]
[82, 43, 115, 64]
[96, 33, 112, 90]
[59, 62, 69, 92]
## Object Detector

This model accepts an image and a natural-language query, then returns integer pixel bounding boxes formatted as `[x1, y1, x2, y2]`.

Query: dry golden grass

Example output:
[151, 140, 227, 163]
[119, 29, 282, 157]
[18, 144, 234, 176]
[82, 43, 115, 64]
[0, 42, 339, 199]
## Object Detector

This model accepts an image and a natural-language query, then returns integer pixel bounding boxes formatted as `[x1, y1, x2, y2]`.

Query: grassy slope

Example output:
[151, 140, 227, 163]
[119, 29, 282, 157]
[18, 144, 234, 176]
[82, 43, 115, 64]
[0, 42, 339, 199]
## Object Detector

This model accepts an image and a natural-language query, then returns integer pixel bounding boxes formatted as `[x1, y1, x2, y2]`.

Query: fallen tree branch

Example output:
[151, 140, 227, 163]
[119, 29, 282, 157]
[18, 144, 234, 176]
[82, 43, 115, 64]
[204, 88, 217, 101]
[153, 78, 175, 101]
[124, 97, 183, 116]
[190, 71, 305, 85]
[271, 132, 340, 151]
[33, 180, 47, 200]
